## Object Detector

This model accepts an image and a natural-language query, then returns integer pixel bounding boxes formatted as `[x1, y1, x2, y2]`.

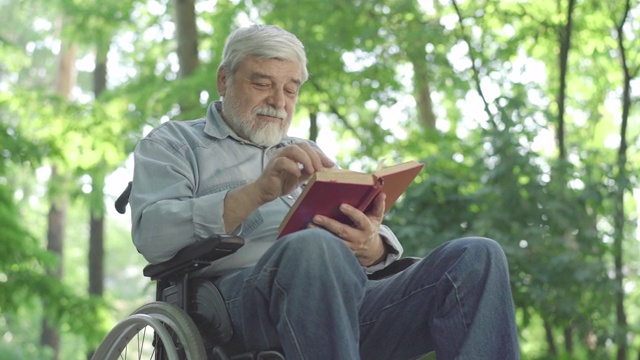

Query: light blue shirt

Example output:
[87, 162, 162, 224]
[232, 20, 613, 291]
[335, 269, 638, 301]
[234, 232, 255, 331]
[131, 101, 402, 276]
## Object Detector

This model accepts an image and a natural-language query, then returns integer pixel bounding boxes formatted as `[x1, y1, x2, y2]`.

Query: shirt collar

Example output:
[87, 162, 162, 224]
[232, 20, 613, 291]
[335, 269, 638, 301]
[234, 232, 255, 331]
[203, 100, 294, 148]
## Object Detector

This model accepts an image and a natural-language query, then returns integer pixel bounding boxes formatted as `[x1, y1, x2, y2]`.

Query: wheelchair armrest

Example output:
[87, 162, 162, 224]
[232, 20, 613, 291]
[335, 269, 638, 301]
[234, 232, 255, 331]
[143, 235, 245, 281]
[367, 257, 420, 280]
[115, 181, 132, 214]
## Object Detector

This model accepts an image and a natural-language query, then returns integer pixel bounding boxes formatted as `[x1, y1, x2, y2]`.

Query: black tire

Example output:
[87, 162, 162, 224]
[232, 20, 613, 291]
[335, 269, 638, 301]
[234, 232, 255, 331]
[92, 301, 207, 360]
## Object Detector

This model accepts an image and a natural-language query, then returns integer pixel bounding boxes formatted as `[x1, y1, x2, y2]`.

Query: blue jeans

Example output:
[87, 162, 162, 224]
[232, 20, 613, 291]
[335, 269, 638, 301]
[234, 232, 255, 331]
[213, 229, 520, 359]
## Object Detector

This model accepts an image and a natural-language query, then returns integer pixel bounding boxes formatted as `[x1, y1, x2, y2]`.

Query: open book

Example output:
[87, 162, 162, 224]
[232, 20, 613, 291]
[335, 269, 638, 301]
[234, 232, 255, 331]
[277, 160, 424, 238]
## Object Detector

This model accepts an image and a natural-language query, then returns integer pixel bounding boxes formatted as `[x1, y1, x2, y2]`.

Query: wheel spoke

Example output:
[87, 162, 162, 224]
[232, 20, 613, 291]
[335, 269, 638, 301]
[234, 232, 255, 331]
[137, 326, 146, 360]
[91, 302, 206, 360]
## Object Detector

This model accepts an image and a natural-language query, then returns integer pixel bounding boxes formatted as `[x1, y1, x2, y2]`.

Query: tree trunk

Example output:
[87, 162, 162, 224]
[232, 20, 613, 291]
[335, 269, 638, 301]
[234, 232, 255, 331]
[411, 58, 436, 130]
[543, 319, 557, 356]
[555, 0, 576, 160]
[41, 166, 68, 359]
[613, 1, 631, 358]
[93, 41, 108, 98]
[88, 171, 105, 297]
[563, 326, 573, 354]
[173, 0, 200, 114]
[86, 38, 109, 360]
[41, 30, 76, 358]
[54, 39, 78, 96]
[309, 111, 319, 142]
[402, 14, 436, 130]
[88, 41, 108, 298]
[173, 0, 199, 78]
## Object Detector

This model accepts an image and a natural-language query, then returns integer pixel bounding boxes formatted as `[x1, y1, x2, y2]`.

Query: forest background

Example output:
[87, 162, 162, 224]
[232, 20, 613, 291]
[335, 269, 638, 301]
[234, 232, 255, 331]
[1, 0, 639, 359]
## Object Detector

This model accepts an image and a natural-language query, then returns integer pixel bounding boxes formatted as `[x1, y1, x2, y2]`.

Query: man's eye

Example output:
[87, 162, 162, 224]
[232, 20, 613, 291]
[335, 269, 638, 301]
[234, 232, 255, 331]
[254, 83, 269, 88]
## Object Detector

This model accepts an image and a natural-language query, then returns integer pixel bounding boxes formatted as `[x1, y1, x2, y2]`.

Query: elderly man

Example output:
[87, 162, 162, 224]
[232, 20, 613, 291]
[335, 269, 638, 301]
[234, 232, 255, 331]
[130, 24, 520, 359]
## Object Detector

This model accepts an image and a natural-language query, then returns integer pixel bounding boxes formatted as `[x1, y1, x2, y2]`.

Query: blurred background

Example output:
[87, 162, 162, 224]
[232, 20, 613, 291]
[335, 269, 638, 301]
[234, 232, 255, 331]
[1, 0, 638, 358]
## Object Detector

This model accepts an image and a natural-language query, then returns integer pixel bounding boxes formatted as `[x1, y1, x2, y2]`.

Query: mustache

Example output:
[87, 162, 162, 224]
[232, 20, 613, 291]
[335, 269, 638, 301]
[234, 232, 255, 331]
[253, 106, 287, 120]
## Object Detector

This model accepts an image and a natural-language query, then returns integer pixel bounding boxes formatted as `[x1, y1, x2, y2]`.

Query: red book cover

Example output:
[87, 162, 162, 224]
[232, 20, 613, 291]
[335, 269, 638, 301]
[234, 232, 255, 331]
[277, 161, 423, 238]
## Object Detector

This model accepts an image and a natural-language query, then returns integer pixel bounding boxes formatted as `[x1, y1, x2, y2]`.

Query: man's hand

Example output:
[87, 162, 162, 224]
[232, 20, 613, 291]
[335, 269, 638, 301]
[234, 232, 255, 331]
[310, 192, 387, 267]
[223, 143, 333, 232]
[255, 143, 335, 203]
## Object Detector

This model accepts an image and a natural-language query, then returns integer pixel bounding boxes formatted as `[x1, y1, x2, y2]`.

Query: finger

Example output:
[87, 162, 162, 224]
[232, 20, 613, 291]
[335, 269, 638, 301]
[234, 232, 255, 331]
[269, 156, 304, 178]
[338, 203, 370, 231]
[320, 154, 336, 168]
[366, 193, 386, 219]
[278, 145, 317, 175]
[312, 214, 354, 241]
[310, 145, 335, 169]
[294, 142, 336, 172]
[295, 142, 330, 173]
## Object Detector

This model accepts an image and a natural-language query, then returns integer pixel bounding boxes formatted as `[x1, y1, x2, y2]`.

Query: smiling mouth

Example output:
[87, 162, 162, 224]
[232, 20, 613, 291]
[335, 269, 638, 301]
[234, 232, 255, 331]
[253, 106, 287, 121]
[257, 109, 288, 120]
[258, 114, 282, 120]
[257, 113, 282, 121]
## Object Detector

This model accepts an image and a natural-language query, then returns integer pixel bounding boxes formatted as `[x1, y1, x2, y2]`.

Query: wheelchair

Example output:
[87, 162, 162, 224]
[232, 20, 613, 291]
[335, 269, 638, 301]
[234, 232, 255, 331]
[92, 182, 419, 360]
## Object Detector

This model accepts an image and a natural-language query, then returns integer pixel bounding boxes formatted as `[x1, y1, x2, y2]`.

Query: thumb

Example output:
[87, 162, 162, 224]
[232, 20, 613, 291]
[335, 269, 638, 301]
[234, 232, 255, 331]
[368, 192, 386, 218]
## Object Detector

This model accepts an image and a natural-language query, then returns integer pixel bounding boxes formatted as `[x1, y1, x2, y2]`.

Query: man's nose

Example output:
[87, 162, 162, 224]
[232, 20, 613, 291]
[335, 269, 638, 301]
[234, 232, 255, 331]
[267, 88, 286, 109]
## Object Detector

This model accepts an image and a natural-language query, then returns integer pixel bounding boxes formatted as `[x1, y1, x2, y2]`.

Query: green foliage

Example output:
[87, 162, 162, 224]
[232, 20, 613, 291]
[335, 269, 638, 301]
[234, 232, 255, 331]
[0, 182, 110, 345]
[0, 7, 119, 348]
[0, 117, 111, 353]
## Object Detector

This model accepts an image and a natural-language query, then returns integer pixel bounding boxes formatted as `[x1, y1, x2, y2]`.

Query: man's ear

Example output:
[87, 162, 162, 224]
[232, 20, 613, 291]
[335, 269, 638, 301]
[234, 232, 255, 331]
[216, 67, 227, 96]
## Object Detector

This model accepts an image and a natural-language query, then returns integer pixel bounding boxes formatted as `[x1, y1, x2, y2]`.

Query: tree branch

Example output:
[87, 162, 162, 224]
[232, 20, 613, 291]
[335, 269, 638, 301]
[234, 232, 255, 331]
[451, 0, 498, 130]
[307, 79, 364, 144]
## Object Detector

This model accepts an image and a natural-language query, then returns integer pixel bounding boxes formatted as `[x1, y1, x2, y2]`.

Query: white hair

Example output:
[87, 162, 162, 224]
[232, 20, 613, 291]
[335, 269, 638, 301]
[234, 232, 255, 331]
[219, 25, 309, 83]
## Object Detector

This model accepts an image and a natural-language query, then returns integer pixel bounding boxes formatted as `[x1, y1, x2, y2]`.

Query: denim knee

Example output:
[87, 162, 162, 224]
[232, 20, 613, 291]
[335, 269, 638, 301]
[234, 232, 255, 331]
[456, 237, 508, 267]
[439, 237, 510, 289]
[418, 237, 509, 287]
[274, 229, 364, 276]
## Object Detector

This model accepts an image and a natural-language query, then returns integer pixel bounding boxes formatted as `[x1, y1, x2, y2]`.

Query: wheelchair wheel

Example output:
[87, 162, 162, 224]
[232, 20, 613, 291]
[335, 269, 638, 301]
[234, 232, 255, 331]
[92, 301, 207, 360]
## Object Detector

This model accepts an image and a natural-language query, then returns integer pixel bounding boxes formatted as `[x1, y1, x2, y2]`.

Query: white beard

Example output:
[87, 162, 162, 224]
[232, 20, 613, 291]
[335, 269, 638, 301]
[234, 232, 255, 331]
[242, 120, 285, 147]
[222, 100, 288, 147]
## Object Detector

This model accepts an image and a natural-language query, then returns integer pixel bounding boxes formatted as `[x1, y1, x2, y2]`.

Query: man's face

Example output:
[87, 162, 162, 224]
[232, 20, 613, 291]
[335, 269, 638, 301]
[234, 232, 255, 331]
[217, 57, 302, 147]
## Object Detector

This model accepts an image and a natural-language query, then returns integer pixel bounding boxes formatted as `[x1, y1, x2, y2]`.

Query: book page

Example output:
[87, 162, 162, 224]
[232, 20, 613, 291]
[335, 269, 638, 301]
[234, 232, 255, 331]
[314, 168, 373, 185]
